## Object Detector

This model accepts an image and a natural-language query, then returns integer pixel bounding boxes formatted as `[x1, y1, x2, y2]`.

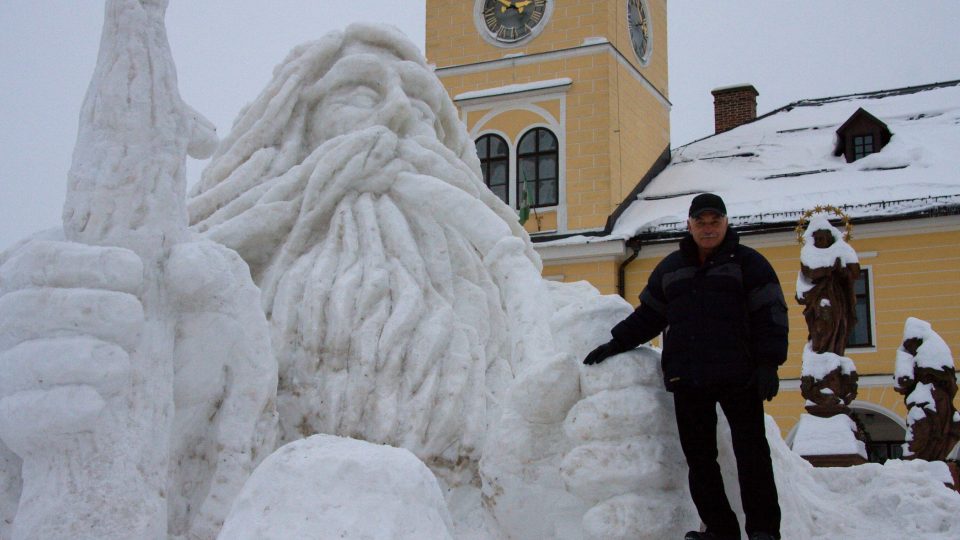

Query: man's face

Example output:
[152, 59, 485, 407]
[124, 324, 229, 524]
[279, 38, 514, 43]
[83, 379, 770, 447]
[687, 211, 728, 252]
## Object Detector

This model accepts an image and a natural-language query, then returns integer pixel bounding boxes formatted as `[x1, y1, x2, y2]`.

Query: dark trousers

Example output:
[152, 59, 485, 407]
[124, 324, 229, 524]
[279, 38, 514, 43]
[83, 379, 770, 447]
[673, 385, 781, 539]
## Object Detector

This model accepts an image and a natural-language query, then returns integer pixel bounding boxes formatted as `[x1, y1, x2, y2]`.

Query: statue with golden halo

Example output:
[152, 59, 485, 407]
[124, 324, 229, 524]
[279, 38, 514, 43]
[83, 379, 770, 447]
[795, 206, 861, 417]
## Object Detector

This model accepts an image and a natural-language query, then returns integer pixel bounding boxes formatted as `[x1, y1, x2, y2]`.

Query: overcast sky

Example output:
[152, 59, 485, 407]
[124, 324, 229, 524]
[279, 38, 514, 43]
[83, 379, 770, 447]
[1, 1, 958, 250]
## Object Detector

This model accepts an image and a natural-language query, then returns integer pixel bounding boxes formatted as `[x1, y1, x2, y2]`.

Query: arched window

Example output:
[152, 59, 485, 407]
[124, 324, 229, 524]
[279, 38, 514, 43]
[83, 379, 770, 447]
[517, 128, 558, 207]
[475, 134, 509, 205]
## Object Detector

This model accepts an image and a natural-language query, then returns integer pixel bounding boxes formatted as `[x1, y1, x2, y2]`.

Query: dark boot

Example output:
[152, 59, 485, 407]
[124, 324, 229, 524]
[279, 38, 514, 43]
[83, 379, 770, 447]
[748, 533, 777, 540]
[684, 531, 738, 540]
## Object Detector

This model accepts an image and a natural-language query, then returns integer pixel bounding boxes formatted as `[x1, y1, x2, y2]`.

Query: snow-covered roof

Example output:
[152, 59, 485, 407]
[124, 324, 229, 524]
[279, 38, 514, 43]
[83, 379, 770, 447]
[607, 80, 960, 241]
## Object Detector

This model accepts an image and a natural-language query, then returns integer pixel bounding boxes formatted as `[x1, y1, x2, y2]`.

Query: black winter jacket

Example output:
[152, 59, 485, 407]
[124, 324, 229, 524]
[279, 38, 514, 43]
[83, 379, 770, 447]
[611, 228, 788, 392]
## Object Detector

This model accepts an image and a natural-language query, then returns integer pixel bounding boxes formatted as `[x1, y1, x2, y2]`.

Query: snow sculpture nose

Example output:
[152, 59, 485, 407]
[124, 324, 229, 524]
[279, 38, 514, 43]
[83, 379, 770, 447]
[383, 83, 436, 140]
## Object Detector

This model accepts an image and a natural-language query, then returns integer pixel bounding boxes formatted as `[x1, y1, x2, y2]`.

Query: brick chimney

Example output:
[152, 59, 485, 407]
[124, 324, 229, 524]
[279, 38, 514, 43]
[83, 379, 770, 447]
[711, 84, 759, 134]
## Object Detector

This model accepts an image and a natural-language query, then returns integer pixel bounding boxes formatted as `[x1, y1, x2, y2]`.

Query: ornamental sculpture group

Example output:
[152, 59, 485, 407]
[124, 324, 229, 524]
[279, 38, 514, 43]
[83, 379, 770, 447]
[796, 209, 959, 465]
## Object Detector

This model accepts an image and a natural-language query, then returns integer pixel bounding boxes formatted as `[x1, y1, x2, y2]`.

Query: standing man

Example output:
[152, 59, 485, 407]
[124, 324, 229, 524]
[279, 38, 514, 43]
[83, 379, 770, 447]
[583, 193, 788, 540]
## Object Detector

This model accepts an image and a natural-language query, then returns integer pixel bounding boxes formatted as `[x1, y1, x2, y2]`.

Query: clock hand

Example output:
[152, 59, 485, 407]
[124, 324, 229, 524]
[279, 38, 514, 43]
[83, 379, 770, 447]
[497, 0, 513, 10]
[515, 0, 532, 13]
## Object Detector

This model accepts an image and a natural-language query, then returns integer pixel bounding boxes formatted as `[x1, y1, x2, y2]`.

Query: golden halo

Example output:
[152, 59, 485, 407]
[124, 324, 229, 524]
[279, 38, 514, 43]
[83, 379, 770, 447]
[795, 205, 853, 245]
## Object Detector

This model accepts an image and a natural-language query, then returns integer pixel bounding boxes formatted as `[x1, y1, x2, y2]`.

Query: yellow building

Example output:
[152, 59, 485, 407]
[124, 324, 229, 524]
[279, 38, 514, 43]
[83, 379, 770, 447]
[426, 1, 960, 462]
[428, 0, 670, 295]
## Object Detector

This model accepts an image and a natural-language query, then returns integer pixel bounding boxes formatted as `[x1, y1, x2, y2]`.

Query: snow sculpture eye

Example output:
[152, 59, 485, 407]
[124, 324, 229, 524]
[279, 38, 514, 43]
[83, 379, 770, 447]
[331, 84, 382, 110]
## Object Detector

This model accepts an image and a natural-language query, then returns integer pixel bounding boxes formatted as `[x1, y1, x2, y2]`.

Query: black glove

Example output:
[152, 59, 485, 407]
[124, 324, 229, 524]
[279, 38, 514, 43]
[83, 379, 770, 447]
[583, 339, 629, 365]
[753, 364, 779, 401]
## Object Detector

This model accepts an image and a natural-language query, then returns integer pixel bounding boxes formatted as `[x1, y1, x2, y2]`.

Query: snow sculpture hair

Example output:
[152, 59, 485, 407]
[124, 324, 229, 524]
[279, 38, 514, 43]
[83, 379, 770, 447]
[189, 23, 550, 473]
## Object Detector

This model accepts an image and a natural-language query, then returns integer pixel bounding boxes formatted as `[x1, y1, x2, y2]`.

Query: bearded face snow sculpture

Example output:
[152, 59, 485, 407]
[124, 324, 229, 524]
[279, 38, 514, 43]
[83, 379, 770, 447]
[189, 24, 552, 472]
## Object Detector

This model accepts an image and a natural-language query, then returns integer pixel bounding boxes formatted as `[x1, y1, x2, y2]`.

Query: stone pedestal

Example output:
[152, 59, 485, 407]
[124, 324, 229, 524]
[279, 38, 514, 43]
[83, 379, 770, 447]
[792, 414, 867, 468]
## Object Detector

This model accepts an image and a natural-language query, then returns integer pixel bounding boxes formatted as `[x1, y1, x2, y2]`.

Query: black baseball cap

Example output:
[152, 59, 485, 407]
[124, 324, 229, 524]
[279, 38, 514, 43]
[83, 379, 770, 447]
[689, 193, 727, 218]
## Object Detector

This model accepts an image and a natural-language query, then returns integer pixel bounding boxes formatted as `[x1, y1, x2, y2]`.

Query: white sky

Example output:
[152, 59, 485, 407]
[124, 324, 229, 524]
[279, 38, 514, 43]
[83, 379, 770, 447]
[1, 1, 958, 250]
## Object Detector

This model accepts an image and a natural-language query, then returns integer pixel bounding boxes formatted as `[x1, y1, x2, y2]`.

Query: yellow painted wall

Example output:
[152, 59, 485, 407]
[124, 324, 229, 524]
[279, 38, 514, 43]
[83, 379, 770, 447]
[608, 59, 671, 207]
[621, 227, 960, 437]
[524, 209, 557, 234]
[470, 106, 559, 138]
[543, 259, 620, 296]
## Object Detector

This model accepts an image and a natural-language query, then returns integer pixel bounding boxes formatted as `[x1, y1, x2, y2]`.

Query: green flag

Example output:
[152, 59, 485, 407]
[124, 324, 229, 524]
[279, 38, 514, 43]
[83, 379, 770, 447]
[519, 169, 532, 225]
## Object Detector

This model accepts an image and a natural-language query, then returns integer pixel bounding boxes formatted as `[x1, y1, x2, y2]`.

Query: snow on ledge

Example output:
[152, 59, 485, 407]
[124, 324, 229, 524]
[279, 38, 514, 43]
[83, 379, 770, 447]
[455, 77, 573, 102]
[792, 414, 867, 458]
[582, 36, 609, 46]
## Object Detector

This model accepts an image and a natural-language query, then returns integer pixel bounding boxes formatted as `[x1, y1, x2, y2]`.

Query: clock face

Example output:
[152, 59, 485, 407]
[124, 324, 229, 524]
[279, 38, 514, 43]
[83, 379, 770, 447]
[627, 0, 651, 64]
[481, 0, 548, 44]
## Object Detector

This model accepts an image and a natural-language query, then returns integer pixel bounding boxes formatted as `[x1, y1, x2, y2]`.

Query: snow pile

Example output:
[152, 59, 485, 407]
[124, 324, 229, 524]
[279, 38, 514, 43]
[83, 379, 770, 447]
[218, 435, 454, 540]
[758, 415, 960, 539]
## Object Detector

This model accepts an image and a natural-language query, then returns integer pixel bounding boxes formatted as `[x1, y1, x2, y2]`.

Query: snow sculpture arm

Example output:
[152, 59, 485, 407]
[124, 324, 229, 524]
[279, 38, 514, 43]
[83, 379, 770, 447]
[165, 240, 278, 539]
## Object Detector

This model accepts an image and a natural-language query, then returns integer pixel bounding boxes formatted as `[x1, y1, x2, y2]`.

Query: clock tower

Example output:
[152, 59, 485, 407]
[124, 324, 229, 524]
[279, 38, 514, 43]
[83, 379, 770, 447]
[426, 0, 669, 294]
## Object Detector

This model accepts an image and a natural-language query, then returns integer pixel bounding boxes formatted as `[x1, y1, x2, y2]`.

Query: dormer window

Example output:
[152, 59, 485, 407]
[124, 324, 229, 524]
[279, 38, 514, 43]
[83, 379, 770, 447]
[834, 108, 892, 163]
[852, 134, 875, 161]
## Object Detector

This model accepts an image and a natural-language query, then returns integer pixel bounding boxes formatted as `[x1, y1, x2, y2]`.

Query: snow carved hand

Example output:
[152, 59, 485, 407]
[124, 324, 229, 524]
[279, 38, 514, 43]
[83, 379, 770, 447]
[0, 239, 141, 456]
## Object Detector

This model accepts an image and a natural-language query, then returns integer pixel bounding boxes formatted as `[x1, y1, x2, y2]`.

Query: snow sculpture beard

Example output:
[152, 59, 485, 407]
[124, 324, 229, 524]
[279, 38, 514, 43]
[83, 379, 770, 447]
[189, 24, 546, 474]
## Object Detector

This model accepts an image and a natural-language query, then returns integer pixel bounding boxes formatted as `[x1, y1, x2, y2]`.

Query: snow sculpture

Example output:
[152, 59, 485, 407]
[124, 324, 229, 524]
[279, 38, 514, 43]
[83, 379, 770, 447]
[0, 1, 277, 538]
[894, 317, 960, 461]
[188, 22, 550, 488]
[218, 435, 455, 539]
[793, 211, 865, 465]
[480, 281, 698, 539]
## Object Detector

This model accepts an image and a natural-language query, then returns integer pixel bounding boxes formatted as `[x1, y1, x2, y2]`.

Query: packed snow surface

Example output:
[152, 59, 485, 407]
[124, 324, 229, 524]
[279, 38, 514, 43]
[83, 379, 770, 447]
[217, 435, 454, 540]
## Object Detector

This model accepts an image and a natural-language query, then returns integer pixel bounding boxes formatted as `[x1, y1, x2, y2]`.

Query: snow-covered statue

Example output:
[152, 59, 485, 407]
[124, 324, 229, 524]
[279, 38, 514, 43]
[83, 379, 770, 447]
[894, 317, 960, 461]
[796, 211, 860, 417]
[0, 1, 277, 538]
[797, 214, 861, 357]
[188, 22, 549, 483]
